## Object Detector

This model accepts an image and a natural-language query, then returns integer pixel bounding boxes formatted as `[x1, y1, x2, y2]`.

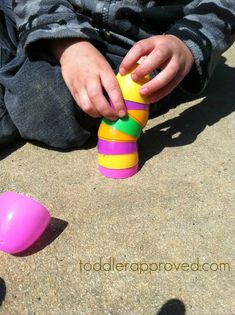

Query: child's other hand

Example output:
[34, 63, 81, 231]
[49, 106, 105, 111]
[50, 39, 126, 120]
[119, 35, 194, 103]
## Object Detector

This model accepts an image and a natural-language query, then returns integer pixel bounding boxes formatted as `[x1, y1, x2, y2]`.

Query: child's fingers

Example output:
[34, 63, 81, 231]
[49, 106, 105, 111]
[76, 88, 101, 118]
[86, 78, 117, 121]
[101, 70, 127, 118]
[119, 39, 154, 75]
[139, 57, 179, 97]
[131, 45, 172, 81]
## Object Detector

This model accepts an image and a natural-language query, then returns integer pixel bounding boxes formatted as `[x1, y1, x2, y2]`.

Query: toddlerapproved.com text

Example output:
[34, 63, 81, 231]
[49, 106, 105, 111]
[79, 257, 231, 274]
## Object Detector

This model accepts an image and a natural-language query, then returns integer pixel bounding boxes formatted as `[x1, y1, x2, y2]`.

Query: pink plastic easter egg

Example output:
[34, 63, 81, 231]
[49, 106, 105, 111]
[0, 192, 51, 254]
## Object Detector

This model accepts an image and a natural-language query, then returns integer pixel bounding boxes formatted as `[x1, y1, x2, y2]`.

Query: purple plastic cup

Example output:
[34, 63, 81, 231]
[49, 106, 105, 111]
[0, 192, 51, 254]
[98, 139, 137, 155]
[110, 100, 148, 110]
[98, 164, 138, 179]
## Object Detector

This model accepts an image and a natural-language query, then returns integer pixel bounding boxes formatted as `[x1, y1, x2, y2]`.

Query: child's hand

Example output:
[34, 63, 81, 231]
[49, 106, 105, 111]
[50, 39, 126, 120]
[119, 35, 194, 103]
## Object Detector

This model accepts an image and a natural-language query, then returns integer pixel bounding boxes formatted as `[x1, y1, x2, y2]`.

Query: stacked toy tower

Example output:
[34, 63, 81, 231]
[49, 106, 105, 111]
[97, 69, 150, 179]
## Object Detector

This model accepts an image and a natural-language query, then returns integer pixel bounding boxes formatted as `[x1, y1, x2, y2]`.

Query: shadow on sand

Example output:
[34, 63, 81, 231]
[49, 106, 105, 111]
[0, 277, 6, 308]
[13, 217, 68, 257]
[156, 298, 186, 315]
[139, 56, 235, 168]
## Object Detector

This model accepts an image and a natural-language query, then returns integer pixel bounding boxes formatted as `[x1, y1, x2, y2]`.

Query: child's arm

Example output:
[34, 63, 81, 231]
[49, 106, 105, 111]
[13, 1, 126, 120]
[120, 0, 235, 101]
[12, 0, 100, 55]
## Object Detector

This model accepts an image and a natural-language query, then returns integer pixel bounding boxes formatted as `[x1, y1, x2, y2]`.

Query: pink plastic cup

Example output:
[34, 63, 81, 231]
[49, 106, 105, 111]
[0, 192, 51, 254]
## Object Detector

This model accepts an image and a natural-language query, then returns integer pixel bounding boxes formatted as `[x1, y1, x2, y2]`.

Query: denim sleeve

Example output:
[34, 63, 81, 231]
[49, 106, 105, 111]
[165, 0, 235, 93]
[12, 0, 101, 55]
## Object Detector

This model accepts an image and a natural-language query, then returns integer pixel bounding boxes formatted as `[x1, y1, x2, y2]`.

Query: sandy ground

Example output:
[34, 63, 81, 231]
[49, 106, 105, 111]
[0, 44, 234, 315]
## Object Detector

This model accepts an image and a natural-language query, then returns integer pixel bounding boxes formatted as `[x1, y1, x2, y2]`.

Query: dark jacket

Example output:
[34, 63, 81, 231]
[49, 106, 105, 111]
[12, 0, 235, 93]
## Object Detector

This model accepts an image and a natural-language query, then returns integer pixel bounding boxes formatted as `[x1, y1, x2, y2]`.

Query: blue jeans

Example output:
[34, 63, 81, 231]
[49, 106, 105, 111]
[0, 1, 20, 148]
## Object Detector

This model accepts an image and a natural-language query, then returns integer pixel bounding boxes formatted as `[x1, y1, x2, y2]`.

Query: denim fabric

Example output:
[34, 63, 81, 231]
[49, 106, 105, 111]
[0, 1, 20, 148]
[0, 2, 129, 149]
[0, 84, 20, 148]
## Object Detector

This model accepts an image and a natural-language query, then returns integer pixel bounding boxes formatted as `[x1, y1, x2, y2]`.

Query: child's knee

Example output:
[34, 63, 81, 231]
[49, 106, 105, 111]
[1, 57, 99, 149]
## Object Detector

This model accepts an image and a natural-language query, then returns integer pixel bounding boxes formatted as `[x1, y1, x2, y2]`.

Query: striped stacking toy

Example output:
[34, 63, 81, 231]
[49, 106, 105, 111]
[97, 67, 150, 179]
